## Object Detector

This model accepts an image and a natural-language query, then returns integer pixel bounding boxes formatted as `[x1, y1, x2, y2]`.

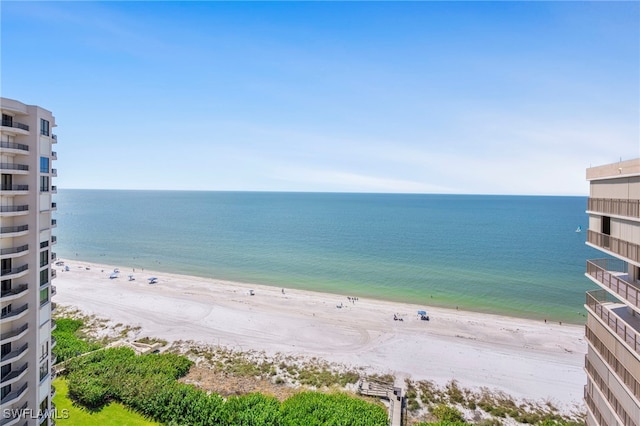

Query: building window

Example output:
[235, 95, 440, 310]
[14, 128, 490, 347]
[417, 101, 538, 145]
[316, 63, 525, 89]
[2, 114, 12, 127]
[40, 250, 49, 267]
[40, 241, 49, 249]
[40, 119, 50, 136]
[1, 342, 10, 357]
[40, 157, 50, 173]
[1, 364, 9, 380]
[40, 269, 49, 286]
[39, 397, 49, 415]
[0, 384, 10, 400]
[39, 360, 49, 381]
[40, 341, 49, 361]
[40, 287, 49, 306]
[2, 173, 13, 189]
[1, 304, 11, 317]
[602, 216, 611, 249]
[40, 175, 49, 192]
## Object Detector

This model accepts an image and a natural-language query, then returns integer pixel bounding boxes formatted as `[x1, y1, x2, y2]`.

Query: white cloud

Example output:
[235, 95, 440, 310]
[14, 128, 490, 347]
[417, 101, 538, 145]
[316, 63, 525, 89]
[273, 167, 454, 194]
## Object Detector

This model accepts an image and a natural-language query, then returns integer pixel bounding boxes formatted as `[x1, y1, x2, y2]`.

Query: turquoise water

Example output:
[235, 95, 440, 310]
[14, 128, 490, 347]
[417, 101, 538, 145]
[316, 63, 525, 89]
[53, 190, 599, 323]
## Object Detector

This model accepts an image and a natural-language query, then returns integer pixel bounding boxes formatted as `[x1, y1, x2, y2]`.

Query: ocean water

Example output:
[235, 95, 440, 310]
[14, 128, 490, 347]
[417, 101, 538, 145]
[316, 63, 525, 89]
[52, 190, 600, 323]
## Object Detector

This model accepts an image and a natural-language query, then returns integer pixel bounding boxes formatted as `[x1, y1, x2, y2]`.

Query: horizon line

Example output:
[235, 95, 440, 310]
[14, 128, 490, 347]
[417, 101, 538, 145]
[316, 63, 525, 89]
[56, 187, 590, 197]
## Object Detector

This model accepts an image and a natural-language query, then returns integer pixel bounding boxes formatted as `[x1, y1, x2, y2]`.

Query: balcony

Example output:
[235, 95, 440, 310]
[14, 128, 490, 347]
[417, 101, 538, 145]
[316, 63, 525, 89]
[0, 284, 28, 303]
[0, 362, 28, 386]
[0, 140, 29, 154]
[1, 118, 30, 134]
[0, 264, 28, 279]
[51, 319, 56, 331]
[0, 303, 29, 324]
[51, 219, 57, 227]
[586, 259, 640, 311]
[0, 401, 28, 426]
[586, 290, 640, 355]
[0, 225, 28, 238]
[0, 163, 29, 174]
[51, 270, 56, 279]
[51, 354, 57, 365]
[587, 230, 640, 264]
[588, 197, 640, 219]
[0, 244, 29, 259]
[51, 285, 57, 296]
[51, 202, 57, 210]
[0, 323, 28, 344]
[51, 336, 57, 349]
[52, 133, 57, 142]
[51, 302, 57, 312]
[51, 236, 57, 245]
[0, 185, 28, 195]
[0, 382, 28, 407]
[0, 343, 28, 366]
[51, 168, 57, 177]
[0, 205, 28, 217]
[50, 185, 57, 194]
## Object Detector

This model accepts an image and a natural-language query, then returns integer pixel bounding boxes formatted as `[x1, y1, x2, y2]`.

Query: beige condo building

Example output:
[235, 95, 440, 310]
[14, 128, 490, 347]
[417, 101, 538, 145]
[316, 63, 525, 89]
[584, 158, 640, 425]
[1, 98, 57, 426]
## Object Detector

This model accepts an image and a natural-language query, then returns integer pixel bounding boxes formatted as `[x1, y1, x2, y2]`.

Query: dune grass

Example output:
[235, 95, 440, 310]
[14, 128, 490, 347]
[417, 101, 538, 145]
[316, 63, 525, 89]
[52, 377, 160, 426]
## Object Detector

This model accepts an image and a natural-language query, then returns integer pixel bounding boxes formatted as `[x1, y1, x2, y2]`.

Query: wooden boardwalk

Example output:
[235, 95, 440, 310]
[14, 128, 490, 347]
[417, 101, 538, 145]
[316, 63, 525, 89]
[358, 380, 404, 426]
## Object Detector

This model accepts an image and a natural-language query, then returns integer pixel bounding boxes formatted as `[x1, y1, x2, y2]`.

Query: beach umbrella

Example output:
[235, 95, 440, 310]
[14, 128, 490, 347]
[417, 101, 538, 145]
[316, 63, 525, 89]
[417, 310, 427, 316]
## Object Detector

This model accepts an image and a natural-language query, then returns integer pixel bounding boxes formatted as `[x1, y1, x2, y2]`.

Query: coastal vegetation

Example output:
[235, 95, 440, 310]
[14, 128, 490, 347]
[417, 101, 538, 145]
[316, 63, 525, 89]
[52, 315, 388, 425]
[52, 377, 160, 425]
[52, 317, 102, 363]
[404, 379, 584, 425]
[52, 310, 585, 426]
[60, 347, 388, 425]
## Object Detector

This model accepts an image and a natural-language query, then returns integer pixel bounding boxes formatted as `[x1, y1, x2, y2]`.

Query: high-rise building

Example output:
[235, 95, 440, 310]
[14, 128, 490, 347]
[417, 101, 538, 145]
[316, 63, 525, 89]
[1, 97, 58, 426]
[584, 158, 640, 425]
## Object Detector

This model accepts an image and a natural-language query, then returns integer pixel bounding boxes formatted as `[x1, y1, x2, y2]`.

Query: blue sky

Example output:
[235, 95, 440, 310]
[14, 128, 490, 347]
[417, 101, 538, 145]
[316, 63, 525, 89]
[2, 1, 638, 195]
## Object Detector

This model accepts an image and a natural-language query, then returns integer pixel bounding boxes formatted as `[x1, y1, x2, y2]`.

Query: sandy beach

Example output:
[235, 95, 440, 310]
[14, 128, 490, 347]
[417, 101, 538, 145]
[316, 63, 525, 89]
[52, 258, 587, 412]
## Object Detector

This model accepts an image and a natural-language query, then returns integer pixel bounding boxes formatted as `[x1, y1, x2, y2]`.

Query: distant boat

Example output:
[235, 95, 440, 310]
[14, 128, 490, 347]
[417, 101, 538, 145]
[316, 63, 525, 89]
[575, 225, 582, 233]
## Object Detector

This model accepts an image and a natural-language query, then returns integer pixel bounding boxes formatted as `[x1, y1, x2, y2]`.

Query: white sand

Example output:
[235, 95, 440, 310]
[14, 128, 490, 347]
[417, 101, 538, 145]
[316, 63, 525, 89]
[52, 259, 586, 411]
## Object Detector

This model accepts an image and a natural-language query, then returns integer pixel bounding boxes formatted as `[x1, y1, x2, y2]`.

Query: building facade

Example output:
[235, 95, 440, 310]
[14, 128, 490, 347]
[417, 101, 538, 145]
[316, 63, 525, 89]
[584, 158, 640, 425]
[1, 98, 58, 426]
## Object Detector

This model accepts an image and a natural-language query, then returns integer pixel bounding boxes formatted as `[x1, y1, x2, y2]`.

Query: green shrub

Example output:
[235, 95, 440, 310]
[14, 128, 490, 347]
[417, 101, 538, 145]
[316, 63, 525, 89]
[431, 404, 465, 423]
[52, 318, 102, 363]
[224, 393, 281, 426]
[446, 380, 465, 404]
[408, 398, 421, 411]
[66, 373, 109, 407]
[280, 391, 388, 426]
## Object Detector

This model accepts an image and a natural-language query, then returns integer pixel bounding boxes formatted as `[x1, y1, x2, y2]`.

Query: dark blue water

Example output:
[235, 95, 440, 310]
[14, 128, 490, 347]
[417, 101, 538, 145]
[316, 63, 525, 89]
[53, 190, 598, 323]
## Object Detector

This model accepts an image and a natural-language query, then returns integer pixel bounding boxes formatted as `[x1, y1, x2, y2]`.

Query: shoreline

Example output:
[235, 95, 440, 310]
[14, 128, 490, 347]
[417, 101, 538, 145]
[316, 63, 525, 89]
[52, 258, 587, 412]
[59, 253, 587, 325]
